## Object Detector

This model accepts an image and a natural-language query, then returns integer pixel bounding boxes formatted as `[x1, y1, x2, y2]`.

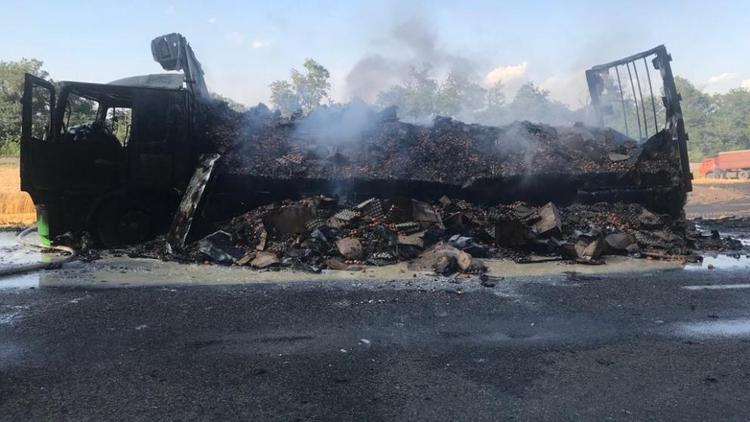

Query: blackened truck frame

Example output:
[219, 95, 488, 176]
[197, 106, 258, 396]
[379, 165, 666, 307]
[586, 45, 692, 192]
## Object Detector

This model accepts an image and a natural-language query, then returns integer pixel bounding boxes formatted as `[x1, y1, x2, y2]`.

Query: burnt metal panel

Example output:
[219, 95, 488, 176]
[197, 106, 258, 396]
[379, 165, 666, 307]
[20, 74, 56, 194]
[128, 89, 191, 190]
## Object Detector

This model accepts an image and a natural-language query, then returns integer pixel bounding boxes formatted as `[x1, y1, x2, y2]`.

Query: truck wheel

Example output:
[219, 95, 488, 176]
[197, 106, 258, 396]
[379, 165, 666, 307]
[739, 171, 750, 180]
[95, 198, 154, 247]
[708, 170, 721, 179]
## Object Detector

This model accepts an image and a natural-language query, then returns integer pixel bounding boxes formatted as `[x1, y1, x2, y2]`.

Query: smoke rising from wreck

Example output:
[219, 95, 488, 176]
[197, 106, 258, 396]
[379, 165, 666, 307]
[343, 16, 591, 127]
[345, 17, 480, 104]
[293, 100, 378, 147]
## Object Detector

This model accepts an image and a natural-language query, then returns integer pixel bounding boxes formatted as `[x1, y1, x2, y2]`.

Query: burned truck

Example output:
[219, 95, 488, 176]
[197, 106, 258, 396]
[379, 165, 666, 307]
[19, 34, 691, 248]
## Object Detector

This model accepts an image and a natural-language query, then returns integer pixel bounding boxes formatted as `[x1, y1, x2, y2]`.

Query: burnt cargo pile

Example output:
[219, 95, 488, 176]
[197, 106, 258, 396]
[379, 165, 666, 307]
[124, 100, 709, 273]
[142, 195, 737, 275]
[198, 102, 687, 217]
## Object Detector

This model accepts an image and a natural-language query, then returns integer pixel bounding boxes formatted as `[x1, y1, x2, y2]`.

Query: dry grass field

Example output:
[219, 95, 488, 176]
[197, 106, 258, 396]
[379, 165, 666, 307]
[0, 157, 35, 227]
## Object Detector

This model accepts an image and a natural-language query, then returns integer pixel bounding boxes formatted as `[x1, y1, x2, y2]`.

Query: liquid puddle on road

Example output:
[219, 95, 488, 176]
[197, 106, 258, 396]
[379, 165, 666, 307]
[685, 254, 750, 271]
[674, 319, 750, 338]
[1, 228, 749, 289]
[690, 223, 750, 270]
[0, 230, 42, 289]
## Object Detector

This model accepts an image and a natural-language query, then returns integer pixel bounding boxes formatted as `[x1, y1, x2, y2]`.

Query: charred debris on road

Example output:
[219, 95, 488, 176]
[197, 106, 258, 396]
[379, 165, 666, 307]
[120, 194, 743, 276]
[75, 101, 744, 275]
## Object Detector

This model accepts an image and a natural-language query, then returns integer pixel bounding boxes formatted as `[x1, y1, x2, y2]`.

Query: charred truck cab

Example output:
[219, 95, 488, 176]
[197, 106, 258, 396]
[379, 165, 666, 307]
[21, 77, 195, 245]
[20, 34, 207, 246]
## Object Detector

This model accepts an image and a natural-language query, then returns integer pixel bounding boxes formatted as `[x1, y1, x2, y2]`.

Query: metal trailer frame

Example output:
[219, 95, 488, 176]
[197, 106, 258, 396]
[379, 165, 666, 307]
[586, 45, 692, 192]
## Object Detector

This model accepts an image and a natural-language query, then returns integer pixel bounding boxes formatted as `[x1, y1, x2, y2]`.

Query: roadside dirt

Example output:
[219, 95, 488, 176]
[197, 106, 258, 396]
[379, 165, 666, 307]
[686, 182, 750, 218]
[0, 158, 35, 227]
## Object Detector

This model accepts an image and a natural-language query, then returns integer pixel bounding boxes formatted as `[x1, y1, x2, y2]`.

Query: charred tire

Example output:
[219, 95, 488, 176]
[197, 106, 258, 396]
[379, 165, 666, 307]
[95, 198, 155, 247]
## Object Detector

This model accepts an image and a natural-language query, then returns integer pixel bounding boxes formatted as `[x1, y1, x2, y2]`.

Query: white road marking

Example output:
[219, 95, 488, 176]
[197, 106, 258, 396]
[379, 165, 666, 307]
[682, 283, 750, 291]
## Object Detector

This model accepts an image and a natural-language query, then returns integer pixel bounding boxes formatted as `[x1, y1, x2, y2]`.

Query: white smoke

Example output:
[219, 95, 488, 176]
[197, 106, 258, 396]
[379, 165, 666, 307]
[345, 17, 479, 102]
[485, 62, 528, 85]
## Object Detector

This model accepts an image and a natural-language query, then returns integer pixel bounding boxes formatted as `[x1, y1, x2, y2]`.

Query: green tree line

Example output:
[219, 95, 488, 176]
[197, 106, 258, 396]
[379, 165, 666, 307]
[0, 58, 49, 154]
[674, 76, 750, 161]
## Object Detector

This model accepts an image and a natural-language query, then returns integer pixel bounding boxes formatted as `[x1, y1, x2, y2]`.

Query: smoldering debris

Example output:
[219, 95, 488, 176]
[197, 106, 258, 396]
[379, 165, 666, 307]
[109, 100, 711, 274]
[121, 195, 741, 275]
[199, 101, 679, 188]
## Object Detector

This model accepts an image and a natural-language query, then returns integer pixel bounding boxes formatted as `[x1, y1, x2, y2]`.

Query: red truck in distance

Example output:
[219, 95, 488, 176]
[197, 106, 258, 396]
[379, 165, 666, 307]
[699, 150, 750, 180]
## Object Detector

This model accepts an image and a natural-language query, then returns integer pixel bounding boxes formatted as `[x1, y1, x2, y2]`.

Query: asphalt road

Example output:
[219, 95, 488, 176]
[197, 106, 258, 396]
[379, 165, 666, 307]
[3, 267, 750, 421]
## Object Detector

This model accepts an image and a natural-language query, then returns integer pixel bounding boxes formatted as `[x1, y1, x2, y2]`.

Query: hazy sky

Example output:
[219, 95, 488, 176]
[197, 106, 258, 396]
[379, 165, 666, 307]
[2, 0, 749, 107]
